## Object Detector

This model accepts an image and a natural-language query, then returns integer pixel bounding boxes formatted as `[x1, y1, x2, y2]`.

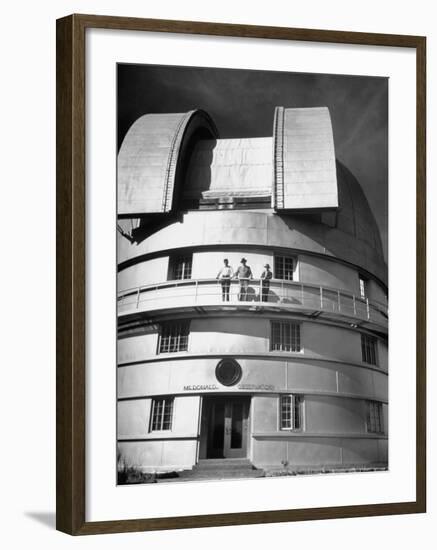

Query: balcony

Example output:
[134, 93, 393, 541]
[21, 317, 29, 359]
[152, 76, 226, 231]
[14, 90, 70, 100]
[118, 279, 388, 331]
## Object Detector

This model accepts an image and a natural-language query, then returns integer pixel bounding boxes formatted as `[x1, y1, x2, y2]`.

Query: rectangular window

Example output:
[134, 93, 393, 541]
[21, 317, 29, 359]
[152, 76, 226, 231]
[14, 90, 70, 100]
[367, 401, 383, 434]
[280, 395, 303, 430]
[359, 275, 368, 299]
[361, 333, 378, 365]
[274, 255, 295, 280]
[158, 321, 190, 353]
[168, 254, 192, 280]
[271, 321, 301, 352]
[150, 397, 174, 431]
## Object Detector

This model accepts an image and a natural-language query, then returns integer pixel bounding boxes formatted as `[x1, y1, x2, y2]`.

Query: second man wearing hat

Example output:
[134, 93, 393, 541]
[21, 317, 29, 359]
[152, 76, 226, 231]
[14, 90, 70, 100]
[234, 258, 253, 301]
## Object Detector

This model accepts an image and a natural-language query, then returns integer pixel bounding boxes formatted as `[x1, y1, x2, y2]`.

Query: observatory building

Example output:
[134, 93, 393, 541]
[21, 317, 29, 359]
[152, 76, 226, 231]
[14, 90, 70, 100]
[117, 107, 388, 478]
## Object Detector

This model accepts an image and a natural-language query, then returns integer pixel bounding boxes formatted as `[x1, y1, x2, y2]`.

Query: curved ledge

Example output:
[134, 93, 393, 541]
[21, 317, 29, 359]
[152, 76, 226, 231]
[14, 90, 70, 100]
[117, 278, 388, 331]
[252, 432, 387, 440]
[117, 433, 387, 442]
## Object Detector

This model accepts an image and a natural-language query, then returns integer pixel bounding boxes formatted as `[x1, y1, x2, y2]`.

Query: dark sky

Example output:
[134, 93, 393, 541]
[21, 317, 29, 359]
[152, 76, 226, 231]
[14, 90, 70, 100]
[118, 64, 388, 258]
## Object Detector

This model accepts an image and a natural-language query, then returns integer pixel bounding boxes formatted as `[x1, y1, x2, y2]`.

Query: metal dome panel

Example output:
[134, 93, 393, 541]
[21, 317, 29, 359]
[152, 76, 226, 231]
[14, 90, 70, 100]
[118, 110, 218, 216]
[272, 107, 338, 211]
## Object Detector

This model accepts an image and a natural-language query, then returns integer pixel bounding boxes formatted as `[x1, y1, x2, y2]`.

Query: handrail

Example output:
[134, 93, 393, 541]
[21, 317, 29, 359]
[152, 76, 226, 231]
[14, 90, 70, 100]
[117, 277, 388, 321]
[118, 278, 387, 309]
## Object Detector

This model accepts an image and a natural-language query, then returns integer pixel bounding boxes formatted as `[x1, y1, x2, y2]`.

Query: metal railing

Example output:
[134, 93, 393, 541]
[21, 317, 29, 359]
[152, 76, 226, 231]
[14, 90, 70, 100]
[117, 278, 388, 327]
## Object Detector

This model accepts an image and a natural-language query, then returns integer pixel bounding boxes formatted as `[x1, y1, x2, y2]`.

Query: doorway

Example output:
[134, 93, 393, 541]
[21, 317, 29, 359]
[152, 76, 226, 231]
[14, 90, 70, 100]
[201, 396, 250, 459]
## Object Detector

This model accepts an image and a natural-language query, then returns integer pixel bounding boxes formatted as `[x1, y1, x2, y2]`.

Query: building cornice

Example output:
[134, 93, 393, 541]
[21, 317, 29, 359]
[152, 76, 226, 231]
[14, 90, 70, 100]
[117, 432, 388, 443]
[118, 388, 388, 405]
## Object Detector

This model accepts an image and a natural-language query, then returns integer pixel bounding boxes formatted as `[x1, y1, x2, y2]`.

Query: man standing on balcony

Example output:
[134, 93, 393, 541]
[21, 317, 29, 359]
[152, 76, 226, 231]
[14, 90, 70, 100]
[260, 263, 272, 302]
[216, 258, 234, 302]
[234, 258, 253, 301]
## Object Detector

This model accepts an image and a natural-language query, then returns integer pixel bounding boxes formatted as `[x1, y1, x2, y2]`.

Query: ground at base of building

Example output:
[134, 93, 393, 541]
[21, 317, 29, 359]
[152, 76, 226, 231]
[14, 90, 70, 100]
[117, 462, 388, 485]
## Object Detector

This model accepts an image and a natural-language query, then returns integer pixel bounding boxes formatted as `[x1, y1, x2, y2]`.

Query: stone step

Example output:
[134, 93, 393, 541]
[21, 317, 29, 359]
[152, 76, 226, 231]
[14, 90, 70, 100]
[176, 458, 264, 480]
[179, 469, 264, 480]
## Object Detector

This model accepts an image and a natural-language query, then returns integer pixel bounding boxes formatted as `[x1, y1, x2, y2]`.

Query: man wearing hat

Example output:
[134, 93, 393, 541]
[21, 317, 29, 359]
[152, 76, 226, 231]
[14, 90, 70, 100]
[234, 258, 253, 301]
[216, 258, 234, 302]
[260, 263, 272, 302]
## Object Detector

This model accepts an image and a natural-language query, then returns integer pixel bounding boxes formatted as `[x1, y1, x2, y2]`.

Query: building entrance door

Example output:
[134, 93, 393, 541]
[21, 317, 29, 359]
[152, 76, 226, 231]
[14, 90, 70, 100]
[205, 397, 250, 459]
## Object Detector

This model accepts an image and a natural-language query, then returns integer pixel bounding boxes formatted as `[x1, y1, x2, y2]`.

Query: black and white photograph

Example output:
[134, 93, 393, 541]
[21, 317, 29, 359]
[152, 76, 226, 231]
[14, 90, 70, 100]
[1, 0, 431, 543]
[116, 63, 388, 485]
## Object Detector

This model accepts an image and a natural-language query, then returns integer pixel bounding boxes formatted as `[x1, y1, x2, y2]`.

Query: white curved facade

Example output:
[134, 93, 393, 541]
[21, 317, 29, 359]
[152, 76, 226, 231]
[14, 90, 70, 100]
[117, 107, 388, 476]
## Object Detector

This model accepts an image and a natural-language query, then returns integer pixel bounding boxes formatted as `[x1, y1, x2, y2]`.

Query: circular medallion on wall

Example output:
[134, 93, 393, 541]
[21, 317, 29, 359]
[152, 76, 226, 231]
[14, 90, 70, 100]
[215, 358, 242, 386]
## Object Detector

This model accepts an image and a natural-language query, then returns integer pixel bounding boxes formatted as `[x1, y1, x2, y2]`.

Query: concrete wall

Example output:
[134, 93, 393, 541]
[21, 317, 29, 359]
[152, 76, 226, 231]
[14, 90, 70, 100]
[250, 395, 387, 468]
[117, 395, 201, 472]
[251, 394, 385, 435]
[118, 325, 159, 364]
[118, 440, 198, 473]
[118, 395, 200, 438]
[118, 318, 388, 371]
[117, 392, 387, 472]
[118, 357, 387, 403]
[367, 278, 388, 304]
[305, 395, 366, 433]
[251, 436, 387, 468]
[299, 254, 356, 292]
[118, 256, 168, 290]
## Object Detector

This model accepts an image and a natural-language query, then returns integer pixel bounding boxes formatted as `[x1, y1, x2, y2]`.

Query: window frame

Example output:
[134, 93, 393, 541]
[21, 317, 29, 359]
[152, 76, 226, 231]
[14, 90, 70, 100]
[359, 274, 368, 300]
[366, 400, 384, 434]
[149, 397, 174, 432]
[270, 320, 302, 353]
[361, 333, 378, 366]
[279, 394, 304, 431]
[157, 320, 190, 354]
[273, 254, 297, 281]
[168, 253, 193, 281]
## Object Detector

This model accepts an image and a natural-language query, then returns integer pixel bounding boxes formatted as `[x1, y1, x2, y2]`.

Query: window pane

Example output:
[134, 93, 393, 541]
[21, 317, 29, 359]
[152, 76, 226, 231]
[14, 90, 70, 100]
[170, 255, 193, 280]
[151, 399, 163, 431]
[283, 323, 291, 351]
[361, 334, 377, 365]
[271, 322, 280, 350]
[280, 395, 303, 430]
[359, 277, 367, 299]
[294, 396, 302, 430]
[284, 257, 294, 280]
[274, 256, 283, 279]
[271, 321, 301, 352]
[367, 401, 383, 433]
[274, 255, 294, 280]
[151, 398, 173, 431]
[280, 395, 292, 429]
[159, 321, 190, 353]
